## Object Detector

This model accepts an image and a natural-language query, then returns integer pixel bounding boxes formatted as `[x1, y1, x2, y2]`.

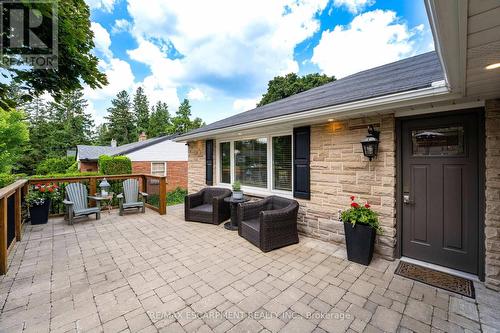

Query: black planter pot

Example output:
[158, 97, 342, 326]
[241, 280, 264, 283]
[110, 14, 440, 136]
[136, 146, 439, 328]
[343, 222, 376, 265]
[29, 199, 51, 225]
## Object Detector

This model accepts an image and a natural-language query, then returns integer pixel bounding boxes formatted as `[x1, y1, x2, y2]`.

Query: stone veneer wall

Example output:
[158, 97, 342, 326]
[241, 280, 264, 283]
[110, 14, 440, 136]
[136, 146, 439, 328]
[485, 99, 500, 290]
[186, 114, 397, 259]
[296, 115, 396, 259]
[188, 140, 208, 193]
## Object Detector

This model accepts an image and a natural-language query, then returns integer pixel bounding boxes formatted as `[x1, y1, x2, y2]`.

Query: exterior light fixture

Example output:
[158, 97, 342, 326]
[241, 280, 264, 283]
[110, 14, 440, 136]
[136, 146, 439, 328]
[328, 118, 334, 122]
[99, 178, 110, 196]
[361, 125, 380, 161]
[485, 63, 500, 70]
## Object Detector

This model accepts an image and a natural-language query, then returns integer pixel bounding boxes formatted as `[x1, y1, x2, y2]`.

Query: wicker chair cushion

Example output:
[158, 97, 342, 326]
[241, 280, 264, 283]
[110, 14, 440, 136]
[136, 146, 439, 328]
[240, 218, 260, 246]
[191, 204, 213, 213]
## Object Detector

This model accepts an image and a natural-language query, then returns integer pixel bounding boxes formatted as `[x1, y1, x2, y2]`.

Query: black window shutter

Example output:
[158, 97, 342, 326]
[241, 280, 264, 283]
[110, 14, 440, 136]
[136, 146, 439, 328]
[205, 140, 214, 185]
[293, 126, 310, 199]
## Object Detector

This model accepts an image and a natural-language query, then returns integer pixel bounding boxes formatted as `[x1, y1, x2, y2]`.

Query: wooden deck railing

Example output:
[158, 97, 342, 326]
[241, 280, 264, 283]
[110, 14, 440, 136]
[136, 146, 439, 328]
[28, 174, 167, 216]
[0, 179, 28, 274]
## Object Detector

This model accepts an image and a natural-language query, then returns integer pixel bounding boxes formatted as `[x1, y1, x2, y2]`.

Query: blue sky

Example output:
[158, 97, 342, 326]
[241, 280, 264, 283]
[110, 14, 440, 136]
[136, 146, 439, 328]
[84, 0, 434, 125]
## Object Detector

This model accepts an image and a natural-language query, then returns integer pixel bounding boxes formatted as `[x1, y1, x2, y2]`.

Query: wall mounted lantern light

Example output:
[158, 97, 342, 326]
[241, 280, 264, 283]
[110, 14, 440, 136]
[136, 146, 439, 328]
[361, 125, 380, 161]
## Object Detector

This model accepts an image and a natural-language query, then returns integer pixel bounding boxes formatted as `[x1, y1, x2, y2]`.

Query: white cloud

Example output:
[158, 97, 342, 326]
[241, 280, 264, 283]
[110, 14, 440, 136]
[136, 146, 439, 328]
[233, 98, 259, 112]
[91, 22, 112, 59]
[112, 19, 131, 34]
[84, 58, 135, 101]
[86, 0, 116, 12]
[187, 88, 207, 101]
[333, 0, 374, 14]
[125, 0, 329, 98]
[312, 10, 422, 78]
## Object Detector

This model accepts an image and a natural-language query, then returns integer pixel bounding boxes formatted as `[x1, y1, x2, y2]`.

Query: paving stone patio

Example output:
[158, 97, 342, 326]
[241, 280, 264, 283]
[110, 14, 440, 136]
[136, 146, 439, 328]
[1, 205, 499, 333]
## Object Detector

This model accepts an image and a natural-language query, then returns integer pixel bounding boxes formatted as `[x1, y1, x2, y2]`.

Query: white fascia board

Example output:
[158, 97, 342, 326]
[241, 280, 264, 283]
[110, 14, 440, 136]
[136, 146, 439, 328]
[176, 85, 454, 142]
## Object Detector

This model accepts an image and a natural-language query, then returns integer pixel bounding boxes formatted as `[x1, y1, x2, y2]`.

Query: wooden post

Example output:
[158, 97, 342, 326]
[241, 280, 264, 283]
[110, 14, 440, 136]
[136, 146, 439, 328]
[89, 178, 97, 207]
[0, 197, 7, 275]
[15, 189, 21, 241]
[159, 176, 167, 215]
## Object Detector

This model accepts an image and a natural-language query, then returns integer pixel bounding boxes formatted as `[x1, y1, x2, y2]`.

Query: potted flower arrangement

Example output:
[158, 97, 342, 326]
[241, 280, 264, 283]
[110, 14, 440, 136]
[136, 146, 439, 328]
[26, 183, 60, 225]
[232, 180, 243, 199]
[341, 196, 381, 265]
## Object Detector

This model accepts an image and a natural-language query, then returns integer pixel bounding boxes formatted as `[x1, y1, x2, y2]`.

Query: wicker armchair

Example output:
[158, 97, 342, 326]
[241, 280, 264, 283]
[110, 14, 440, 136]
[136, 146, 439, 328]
[237, 196, 299, 252]
[184, 187, 232, 224]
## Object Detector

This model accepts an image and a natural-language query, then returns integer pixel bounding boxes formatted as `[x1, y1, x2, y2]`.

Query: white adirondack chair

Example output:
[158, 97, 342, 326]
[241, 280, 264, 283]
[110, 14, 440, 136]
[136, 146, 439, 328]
[117, 179, 148, 215]
[63, 183, 100, 225]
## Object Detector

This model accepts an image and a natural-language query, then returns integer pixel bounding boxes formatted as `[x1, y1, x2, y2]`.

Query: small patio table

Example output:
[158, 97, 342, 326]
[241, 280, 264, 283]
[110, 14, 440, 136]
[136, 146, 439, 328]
[223, 196, 250, 230]
[89, 193, 114, 214]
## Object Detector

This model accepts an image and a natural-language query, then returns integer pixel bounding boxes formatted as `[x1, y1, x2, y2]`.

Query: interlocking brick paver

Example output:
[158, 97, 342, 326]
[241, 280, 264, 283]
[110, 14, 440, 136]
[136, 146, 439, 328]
[1, 205, 498, 333]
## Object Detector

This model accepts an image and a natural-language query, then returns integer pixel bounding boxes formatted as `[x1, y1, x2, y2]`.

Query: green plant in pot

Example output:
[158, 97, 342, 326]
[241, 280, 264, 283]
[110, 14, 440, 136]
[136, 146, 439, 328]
[341, 195, 382, 265]
[26, 183, 60, 225]
[232, 180, 243, 199]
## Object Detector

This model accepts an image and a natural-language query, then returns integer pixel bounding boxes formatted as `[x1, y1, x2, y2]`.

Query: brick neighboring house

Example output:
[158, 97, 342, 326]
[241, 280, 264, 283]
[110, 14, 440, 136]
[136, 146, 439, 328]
[77, 133, 188, 192]
[174, 1, 500, 291]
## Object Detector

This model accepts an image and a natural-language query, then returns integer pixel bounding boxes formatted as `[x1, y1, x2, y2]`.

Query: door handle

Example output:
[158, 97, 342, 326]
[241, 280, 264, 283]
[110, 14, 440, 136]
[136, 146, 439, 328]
[403, 193, 413, 205]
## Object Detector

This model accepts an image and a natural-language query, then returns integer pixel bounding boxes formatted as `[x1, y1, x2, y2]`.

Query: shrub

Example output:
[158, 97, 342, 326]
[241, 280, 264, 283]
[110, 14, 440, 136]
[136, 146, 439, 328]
[66, 161, 78, 173]
[167, 187, 188, 205]
[36, 156, 75, 175]
[98, 155, 132, 175]
[0, 173, 15, 188]
[30, 172, 101, 179]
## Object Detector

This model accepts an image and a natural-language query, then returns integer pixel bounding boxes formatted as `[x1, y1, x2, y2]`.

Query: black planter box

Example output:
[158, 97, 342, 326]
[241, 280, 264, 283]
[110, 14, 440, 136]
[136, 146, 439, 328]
[344, 222, 376, 265]
[29, 199, 51, 225]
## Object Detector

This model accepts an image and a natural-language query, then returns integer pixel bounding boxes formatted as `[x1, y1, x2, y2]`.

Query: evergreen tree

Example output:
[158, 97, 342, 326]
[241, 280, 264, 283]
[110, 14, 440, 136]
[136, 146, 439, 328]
[133, 87, 150, 135]
[105, 90, 136, 144]
[52, 90, 95, 151]
[95, 123, 111, 146]
[148, 101, 171, 137]
[171, 99, 205, 134]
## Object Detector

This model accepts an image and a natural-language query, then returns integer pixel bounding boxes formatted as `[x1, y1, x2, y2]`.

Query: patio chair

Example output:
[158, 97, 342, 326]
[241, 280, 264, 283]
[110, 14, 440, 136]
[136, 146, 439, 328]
[63, 183, 101, 225]
[237, 195, 299, 252]
[117, 179, 148, 215]
[184, 187, 232, 224]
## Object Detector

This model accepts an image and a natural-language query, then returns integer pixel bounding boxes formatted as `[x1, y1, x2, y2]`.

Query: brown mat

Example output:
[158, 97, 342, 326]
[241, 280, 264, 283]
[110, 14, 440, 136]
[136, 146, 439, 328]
[395, 261, 475, 299]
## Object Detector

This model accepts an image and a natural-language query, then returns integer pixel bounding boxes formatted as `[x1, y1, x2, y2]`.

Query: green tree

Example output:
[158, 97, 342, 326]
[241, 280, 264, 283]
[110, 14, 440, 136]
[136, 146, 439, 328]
[95, 123, 112, 146]
[0, 108, 29, 173]
[148, 101, 171, 137]
[0, 0, 107, 109]
[105, 90, 136, 144]
[171, 99, 205, 134]
[257, 73, 335, 107]
[133, 87, 150, 135]
[51, 90, 95, 152]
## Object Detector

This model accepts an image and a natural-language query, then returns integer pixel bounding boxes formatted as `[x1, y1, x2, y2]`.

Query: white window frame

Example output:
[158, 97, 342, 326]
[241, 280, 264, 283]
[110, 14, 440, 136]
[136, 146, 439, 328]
[215, 132, 293, 198]
[150, 162, 167, 177]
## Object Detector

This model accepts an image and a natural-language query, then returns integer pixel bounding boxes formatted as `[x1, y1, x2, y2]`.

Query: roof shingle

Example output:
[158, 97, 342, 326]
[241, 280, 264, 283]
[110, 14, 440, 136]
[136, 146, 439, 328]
[178, 51, 444, 138]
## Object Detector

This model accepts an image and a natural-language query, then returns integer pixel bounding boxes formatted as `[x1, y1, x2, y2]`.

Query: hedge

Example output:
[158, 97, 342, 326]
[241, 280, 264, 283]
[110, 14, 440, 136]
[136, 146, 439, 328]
[0, 173, 15, 188]
[98, 155, 132, 175]
[30, 172, 101, 179]
[36, 156, 76, 175]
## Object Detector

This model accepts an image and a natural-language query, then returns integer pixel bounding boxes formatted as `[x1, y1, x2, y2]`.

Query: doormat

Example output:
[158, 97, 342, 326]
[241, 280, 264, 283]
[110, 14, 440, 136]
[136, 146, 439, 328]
[395, 261, 475, 299]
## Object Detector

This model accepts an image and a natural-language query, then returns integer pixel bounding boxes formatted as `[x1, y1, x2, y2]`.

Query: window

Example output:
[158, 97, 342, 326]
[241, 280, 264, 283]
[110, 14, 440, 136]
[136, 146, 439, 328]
[272, 135, 292, 191]
[234, 138, 268, 188]
[151, 162, 166, 176]
[412, 126, 464, 156]
[220, 142, 231, 183]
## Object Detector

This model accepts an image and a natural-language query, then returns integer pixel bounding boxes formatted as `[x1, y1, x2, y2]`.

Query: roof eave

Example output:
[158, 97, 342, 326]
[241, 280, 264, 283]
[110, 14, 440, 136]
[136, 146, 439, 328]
[175, 84, 453, 142]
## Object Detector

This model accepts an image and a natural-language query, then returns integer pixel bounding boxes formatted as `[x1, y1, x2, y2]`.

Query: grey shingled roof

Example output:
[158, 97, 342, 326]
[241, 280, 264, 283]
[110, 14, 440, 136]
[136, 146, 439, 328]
[178, 51, 444, 139]
[77, 134, 178, 161]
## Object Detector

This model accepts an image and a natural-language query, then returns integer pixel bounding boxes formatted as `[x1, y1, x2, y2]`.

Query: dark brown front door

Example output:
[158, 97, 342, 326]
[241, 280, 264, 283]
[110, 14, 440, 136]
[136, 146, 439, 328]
[401, 112, 479, 274]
